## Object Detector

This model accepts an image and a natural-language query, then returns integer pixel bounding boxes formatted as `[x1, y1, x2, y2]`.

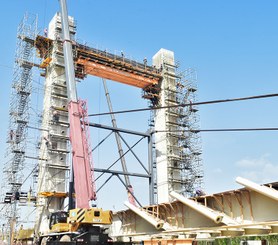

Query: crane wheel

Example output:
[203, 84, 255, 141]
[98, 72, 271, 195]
[60, 235, 71, 241]
[40, 237, 48, 245]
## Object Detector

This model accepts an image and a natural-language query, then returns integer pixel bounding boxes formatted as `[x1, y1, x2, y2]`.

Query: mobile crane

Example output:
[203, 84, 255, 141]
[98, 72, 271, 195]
[37, 0, 113, 244]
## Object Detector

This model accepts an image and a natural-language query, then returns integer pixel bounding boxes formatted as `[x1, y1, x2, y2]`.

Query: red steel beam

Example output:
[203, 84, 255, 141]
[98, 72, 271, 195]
[77, 58, 160, 89]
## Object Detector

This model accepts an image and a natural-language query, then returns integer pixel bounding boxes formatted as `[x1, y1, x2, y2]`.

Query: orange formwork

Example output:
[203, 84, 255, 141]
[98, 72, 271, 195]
[34, 35, 162, 90]
[75, 42, 162, 89]
[38, 191, 68, 198]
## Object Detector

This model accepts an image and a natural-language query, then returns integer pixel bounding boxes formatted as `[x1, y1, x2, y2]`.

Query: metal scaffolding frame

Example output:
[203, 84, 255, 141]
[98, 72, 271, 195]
[181, 68, 204, 193]
[150, 64, 204, 200]
[166, 66, 203, 196]
[0, 13, 38, 245]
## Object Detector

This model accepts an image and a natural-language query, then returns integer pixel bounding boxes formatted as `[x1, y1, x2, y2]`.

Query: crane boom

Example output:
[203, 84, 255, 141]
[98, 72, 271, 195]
[59, 0, 96, 208]
[68, 101, 96, 208]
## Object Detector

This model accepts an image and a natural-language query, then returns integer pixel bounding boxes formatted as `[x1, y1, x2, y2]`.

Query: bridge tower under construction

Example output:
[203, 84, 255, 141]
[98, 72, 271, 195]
[152, 49, 203, 203]
[35, 13, 76, 235]
[0, 11, 204, 241]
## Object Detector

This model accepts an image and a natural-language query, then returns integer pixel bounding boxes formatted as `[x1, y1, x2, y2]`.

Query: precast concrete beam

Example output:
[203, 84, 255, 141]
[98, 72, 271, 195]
[236, 176, 278, 201]
[124, 201, 172, 230]
[170, 191, 223, 224]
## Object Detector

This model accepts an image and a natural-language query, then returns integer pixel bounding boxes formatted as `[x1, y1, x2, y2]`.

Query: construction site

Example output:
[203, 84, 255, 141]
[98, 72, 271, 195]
[0, 1, 278, 245]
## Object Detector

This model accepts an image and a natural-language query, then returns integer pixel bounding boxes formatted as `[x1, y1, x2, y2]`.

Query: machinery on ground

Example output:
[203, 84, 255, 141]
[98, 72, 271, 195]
[39, 208, 113, 244]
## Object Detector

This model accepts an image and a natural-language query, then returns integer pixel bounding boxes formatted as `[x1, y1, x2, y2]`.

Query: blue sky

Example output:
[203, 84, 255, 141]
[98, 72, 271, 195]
[1, 1, 278, 210]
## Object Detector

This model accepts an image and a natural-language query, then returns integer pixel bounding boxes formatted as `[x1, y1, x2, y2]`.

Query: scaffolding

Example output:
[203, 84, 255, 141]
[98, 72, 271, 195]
[164, 66, 203, 197]
[0, 13, 38, 244]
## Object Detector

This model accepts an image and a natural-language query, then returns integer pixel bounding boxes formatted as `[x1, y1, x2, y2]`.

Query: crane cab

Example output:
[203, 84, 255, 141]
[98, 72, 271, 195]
[49, 211, 70, 233]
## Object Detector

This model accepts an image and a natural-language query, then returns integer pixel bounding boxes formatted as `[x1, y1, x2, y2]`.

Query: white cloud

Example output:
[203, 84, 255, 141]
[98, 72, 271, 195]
[235, 154, 278, 184]
[235, 154, 271, 168]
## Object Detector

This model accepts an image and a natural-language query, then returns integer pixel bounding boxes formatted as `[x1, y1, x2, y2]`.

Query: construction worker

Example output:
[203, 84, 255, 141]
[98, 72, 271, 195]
[143, 57, 147, 69]
[52, 110, 59, 123]
[189, 100, 193, 111]
[44, 28, 48, 37]
[121, 50, 124, 61]
[9, 129, 15, 142]
[195, 188, 205, 197]
[43, 136, 50, 147]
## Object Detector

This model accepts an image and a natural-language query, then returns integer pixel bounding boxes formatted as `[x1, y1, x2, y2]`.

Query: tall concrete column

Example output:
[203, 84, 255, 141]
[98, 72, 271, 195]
[152, 49, 178, 203]
[35, 13, 75, 235]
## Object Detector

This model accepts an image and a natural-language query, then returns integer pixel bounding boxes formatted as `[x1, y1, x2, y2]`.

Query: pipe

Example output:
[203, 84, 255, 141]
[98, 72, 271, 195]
[236, 176, 278, 201]
[124, 201, 164, 230]
[103, 79, 137, 206]
[103, 79, 130, 186]
[170, 191, 223, 224]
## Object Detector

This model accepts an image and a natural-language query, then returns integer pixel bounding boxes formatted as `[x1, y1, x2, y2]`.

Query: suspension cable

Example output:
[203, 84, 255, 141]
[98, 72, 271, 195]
[88, 93, 278, 117]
